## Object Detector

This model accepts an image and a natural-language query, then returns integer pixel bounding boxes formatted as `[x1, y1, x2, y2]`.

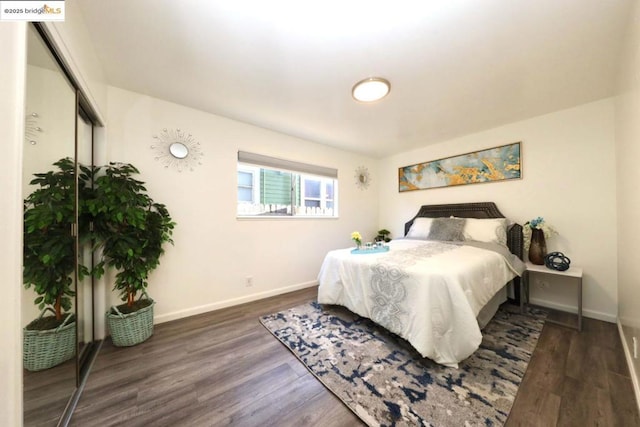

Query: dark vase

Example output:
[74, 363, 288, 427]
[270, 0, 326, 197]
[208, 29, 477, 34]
[528, 228, 547, 265]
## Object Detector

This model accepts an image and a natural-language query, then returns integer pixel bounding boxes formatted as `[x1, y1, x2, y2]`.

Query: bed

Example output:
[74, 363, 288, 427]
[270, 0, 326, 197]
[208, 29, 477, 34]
[317, 202, 525, 367]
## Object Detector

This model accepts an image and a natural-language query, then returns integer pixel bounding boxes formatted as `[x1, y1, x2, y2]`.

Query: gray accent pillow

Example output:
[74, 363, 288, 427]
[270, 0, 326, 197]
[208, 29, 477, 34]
[427, 218, 466, 241]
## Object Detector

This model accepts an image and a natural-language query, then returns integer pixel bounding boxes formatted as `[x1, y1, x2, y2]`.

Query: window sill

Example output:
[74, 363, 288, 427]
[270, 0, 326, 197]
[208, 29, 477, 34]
[236, 215, 339, 220]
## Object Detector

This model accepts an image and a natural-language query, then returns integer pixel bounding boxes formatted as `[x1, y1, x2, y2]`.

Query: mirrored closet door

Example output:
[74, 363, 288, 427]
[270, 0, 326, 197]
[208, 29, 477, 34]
[76, 108, 96, 376]
[22, 24, 98, 426]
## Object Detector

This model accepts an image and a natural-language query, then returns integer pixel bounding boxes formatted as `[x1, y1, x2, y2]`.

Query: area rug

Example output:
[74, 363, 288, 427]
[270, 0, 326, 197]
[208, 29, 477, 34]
[260, 302, 546, 427]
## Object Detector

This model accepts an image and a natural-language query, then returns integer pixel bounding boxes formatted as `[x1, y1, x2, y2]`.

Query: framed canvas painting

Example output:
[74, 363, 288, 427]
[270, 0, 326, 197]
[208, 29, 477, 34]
[398, 142, 521, 192]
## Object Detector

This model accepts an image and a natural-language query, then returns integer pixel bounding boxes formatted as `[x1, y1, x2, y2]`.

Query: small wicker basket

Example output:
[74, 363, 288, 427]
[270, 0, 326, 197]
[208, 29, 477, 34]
[23, 311, 76, 372]
[107, 299, 155, 347]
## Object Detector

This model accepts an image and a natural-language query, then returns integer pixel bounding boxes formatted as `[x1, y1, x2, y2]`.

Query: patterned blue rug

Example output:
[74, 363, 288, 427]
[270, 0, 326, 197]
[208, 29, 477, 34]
[260, 302, 546, 427]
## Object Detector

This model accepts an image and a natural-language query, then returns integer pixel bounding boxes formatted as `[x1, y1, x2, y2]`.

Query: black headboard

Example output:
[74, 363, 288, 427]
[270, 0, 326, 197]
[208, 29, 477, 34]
[403, 202, 523, 302]
[403, 202, 523, 259]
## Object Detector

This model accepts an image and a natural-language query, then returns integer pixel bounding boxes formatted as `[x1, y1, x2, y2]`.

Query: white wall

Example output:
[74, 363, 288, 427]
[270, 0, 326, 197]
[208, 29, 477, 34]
[615, 0, 640, 409]
[379, 99, 618, 322]
[22, 65, 77, 195]
[0, 22, 27, 427]
[105, 86, 379, 322]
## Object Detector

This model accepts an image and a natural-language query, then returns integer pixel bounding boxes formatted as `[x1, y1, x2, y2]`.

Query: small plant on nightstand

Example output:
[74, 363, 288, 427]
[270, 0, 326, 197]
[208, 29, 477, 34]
[375, 229, 391, 243]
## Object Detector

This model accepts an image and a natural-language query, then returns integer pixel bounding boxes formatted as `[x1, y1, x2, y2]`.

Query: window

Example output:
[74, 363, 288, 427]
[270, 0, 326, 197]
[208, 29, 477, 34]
[237, 168, 257, 203]
[237, 151, 338, 217]
[302, 178, 334, 210]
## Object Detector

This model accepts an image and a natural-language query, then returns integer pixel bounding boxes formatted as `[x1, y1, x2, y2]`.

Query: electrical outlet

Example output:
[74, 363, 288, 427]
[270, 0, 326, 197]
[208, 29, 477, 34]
[246, 276, 253, 287]
[634, 337, 638, 359]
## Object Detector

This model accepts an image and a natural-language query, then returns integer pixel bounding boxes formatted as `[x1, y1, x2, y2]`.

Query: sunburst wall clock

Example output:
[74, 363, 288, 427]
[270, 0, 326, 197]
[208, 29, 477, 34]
[25, 112, 42, 145]
[151, 128, 204, 172]
[354, 166, 371, 190]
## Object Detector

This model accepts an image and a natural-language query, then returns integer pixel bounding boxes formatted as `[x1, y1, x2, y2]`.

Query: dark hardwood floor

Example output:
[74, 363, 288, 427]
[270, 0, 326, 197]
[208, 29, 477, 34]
[68, 287, 640, 427]
[23, 358, 76, 427]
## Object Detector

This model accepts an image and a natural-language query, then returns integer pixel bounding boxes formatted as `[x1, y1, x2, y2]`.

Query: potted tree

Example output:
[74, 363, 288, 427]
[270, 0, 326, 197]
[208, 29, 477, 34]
[91, 162, 174, 347]
[22, 158, 90, 371]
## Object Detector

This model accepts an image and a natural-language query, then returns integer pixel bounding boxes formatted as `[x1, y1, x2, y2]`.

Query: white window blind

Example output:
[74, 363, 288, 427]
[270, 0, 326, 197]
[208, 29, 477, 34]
[237, 151, 338, 218]
[237, 151, 338, 179]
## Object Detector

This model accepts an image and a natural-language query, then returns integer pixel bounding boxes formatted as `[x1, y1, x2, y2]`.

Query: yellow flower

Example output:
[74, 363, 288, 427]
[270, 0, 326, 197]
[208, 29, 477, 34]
[351, 231, 362, 245]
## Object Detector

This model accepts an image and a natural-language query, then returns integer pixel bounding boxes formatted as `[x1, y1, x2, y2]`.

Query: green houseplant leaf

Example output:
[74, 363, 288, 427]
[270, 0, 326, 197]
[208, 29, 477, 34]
[375, 229, 392, 243]
[91, 162, 175, 309]
[23, 158, 84, 323]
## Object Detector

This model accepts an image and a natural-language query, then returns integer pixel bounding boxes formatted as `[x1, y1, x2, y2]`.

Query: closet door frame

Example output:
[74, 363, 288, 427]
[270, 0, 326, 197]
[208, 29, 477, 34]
[28, 23, 103, 427]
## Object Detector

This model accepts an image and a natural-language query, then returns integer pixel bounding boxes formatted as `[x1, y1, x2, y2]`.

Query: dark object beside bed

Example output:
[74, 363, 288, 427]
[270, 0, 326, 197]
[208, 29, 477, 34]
[404, 202, 524, 303]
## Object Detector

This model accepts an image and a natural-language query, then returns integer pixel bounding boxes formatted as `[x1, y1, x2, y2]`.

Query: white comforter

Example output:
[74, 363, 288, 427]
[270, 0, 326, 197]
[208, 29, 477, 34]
[317, 239, 523, 367]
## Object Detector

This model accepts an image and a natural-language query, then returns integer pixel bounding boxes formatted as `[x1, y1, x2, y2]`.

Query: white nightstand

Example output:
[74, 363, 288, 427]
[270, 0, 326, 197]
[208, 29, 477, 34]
[520, 261, 583, 331]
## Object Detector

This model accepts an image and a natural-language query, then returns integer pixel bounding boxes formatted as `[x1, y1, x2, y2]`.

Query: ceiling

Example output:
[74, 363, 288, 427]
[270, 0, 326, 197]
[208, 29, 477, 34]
[77, 0, 632, 158]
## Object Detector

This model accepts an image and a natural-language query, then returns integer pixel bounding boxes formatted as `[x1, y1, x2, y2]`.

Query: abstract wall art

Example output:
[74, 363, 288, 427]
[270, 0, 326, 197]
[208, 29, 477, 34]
[398, 142, 521, 192]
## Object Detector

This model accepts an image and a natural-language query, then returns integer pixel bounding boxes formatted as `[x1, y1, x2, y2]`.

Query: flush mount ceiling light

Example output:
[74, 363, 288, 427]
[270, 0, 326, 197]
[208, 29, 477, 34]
[352, 77, 391, 102]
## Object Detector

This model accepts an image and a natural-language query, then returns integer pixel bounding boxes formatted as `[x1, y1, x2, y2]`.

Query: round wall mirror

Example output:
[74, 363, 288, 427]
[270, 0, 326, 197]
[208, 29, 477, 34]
[169, 142, 189, 159]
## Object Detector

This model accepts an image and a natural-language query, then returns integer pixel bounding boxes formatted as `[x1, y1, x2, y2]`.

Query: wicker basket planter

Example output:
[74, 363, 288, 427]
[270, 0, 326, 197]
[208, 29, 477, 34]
[107, 299, 155, 347]
[23, 313, 76, 372]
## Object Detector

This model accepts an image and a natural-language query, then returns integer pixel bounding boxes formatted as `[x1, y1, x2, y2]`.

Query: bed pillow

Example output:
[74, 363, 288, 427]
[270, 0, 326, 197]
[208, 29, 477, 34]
[463, 218, 508, 246]
[405, 217, 434, 239]
[426, 217, 466, 241]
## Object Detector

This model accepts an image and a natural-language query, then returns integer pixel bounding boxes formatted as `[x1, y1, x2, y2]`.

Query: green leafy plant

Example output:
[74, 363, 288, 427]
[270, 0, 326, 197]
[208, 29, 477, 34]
[90, 162, 175, 311]
[375, 229, 391, 243]
[23, 158, 90, 326]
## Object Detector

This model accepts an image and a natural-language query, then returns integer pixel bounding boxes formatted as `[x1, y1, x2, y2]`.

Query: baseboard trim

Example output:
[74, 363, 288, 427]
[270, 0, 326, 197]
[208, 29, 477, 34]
[617, 319, 640, 416]
[528, 297, 616, 323]
[154, 280, 318, 324]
